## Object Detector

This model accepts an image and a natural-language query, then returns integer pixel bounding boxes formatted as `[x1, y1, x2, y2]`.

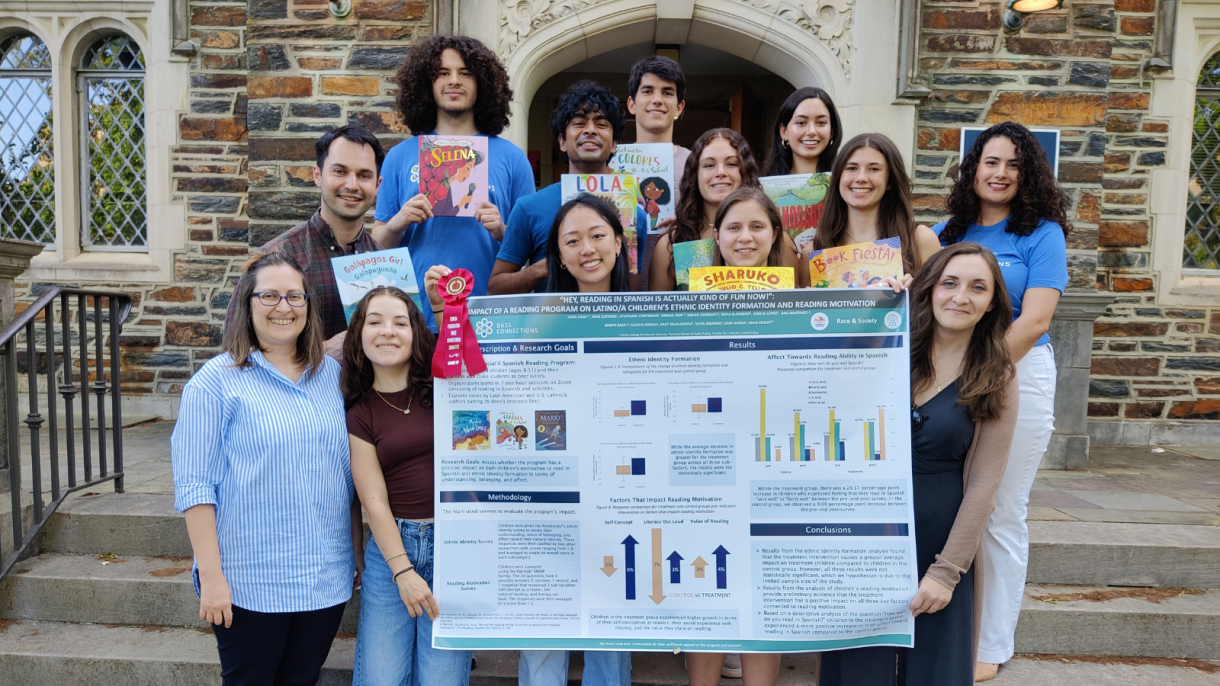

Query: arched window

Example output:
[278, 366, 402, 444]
[79, 34, 145, 250]
[0, 33, 54, 244]
[1187, 51, 1220, 269]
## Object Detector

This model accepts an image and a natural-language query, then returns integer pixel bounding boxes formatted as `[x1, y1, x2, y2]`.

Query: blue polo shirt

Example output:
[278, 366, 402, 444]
[375, 134, 536, 330]
[497, 183, 649, 292]
[933, 217, 1068, 347]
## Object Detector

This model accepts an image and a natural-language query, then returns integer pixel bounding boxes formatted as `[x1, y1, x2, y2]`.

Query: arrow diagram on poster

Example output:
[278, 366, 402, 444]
[649, 528, 666, 605]
[602, 556, 617, 577]
[622, 535, 638, 600]
[713, 545, 730, 589]
[691, 556, 708, 578]
[667, 551, 683, 584]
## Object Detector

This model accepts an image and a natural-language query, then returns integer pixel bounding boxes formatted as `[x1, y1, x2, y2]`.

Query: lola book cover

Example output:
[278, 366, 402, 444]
[561, 174, 640, 273]
[418, 135, 489, 217]
[672, 238, 715, 290]
[452, 411, 490, 450]
[330, 247, 420, 323]
[760, 173, 831, 250]
[808, 237, 904, 288]
[689, 266, 795, 291]
[609, 143, 675, 233]
[534, 410, 566, 451]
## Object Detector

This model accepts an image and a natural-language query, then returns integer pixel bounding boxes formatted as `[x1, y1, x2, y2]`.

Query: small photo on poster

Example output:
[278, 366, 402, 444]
[495, 412, 530, 451]
[535, 410, 567, 451]
[452, 411, 490, 450]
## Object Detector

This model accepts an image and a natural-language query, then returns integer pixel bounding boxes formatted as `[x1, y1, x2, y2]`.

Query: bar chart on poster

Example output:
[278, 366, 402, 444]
[749, 380, 900, 464]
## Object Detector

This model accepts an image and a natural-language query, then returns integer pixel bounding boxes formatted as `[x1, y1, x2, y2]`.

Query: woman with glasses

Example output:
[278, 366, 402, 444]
[819, 242, 1018, 686]
[172, 252, 363, 686]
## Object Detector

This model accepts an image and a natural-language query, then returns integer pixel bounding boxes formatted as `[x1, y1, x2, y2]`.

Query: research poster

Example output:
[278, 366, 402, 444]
[433, 290, 919, 653]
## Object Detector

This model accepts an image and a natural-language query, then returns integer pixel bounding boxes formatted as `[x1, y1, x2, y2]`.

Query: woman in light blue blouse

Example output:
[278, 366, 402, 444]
[172, 251, 363, 686]
[930, 121, 1069, 682]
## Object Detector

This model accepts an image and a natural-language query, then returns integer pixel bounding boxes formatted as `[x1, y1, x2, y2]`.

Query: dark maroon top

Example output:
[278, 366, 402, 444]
[346, 387, 434, 520]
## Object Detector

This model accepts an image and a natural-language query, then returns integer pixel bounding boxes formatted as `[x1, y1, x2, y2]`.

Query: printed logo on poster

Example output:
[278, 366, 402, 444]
[884, 311, 902, 330]
[810, 312, 829, 330]
[475, 318, 495, 337]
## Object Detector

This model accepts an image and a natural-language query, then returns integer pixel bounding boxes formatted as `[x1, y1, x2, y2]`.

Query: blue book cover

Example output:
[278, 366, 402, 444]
[534, 410, 566, 451]
[453, 411, 491, 451]
[330, 247, 420, 323]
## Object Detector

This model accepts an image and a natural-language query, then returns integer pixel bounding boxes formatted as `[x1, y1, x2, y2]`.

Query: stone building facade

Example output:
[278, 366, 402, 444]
[1, 0, 1218, 442]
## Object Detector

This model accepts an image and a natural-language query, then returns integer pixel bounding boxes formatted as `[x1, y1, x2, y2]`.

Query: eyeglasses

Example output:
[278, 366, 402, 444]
[911, 406, 927, 431]
[252, 291, 309, 307]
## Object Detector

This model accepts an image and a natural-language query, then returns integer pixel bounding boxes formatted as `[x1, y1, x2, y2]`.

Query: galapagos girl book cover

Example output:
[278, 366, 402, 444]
[808, 237, 904, 288]
[760, 172, 830, 249]
[610, 143, 675, 233]
[561, 174, 640, 274]
[330, 247, 420, 323]
[418, 135, 488, 217]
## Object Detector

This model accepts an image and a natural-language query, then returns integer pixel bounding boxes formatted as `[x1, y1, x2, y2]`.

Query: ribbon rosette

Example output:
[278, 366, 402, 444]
[431, 269, 488, 378]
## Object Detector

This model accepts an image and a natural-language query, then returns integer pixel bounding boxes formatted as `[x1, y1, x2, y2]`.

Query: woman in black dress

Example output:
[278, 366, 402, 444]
[819, 242, 1020, 686]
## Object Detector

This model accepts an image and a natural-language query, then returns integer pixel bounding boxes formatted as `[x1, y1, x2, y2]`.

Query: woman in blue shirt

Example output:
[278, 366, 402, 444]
[172, 252, 362, 686]
[930, 121, 1069, 682]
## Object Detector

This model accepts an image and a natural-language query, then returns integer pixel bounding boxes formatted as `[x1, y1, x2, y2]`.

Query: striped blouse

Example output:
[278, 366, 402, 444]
[171, 351, 355, 613]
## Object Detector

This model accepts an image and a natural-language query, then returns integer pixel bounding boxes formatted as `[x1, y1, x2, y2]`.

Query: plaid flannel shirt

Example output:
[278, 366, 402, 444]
[226, 210, 382, 340]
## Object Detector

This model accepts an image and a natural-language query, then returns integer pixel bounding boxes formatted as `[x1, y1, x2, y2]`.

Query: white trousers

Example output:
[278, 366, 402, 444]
[977, 344, 1057, 664]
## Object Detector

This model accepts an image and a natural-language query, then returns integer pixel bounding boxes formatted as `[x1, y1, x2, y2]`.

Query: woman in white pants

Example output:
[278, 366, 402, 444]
[927, 122, 1069, 682]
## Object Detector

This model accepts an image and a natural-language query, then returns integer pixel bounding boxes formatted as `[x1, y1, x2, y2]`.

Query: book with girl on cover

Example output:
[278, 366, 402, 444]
[610, 143, 675, 233]
[330, 246, 420, 322]
[418, 135, 489, 217]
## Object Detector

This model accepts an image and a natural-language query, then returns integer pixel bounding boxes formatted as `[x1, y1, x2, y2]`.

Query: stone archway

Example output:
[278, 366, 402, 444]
[475, 0, 914, 158]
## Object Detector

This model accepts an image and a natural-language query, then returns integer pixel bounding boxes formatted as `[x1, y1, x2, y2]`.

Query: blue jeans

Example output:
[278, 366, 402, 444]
[353, 520, 472, 686]
[519, 650, 631, 686]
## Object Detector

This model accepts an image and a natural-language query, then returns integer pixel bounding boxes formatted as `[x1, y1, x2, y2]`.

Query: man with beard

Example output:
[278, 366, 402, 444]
[488, 80, 648, 294]
[373, 35, 535, 330]
[224, 125, 384, 356]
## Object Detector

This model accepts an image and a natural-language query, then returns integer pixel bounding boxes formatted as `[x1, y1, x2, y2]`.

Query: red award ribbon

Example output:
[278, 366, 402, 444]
[431, 269, 487, 378]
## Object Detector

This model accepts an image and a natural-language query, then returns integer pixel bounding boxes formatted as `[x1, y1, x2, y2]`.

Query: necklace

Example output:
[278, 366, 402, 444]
[375, 387, 413, 414]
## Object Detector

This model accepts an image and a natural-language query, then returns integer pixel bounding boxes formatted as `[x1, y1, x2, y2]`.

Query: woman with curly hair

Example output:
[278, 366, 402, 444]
[930, 121, 1069, 682]
[373, 35, 536, 332]
[649, 128, 806, 290]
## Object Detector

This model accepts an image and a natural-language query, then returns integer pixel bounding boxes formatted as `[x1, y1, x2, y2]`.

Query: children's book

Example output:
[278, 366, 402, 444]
[672, 238, 715, 291]
[760, 173, 831, 250]
[535, 410, 567, 451]
[330, 247, 420, 323]
[689, 266, 795, 291]
[495, 412, 529, 451]
[560, 174, 640, 274]
[452, 411, 490, 450]
[418, 135, 489, 217]
[808, 237, 904, 288]
[609, 143, 676, 234]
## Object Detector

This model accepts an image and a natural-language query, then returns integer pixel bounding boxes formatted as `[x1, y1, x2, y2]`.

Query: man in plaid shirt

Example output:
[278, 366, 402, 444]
[225, 126, 384, 356]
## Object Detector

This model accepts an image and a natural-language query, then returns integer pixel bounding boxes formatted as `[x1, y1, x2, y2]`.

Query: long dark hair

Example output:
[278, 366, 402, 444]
[712, 187, 787, 268]
[670, 128, 760, 247]
[910, 242, 1014, 422]
[763, 87, 842, 176]
[393, 35, 513, 137]
[222, 252, 326, 378]
[941, 121, 1071, 243]
[813, 133, 920, 274]
[546, 194, 631, 293]
[340, 287, 436, 410]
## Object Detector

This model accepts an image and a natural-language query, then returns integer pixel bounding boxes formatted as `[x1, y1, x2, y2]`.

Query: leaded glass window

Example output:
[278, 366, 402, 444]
[1186, 52, 1220, 269]
[0, 33, 55, 244]
[79, 35, 146, 250]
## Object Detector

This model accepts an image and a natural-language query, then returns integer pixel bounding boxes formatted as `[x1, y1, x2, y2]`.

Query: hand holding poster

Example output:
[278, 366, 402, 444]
[689, 266, 795, 291]
[760, 173, 831, 250]
[808, 237, 904, 289]
[561, 174, 640, 275]
[418, 135, 489, 217]
[329, 247, 420, 322]
[611, 143, 676, 233]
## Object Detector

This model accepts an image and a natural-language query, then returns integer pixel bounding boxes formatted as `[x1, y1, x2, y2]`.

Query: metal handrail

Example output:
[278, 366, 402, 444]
[1, 287, 133, 579]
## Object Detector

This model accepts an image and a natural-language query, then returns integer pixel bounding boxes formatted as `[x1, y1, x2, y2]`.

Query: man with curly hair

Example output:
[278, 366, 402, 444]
[372, 35, 535, 331]
[488, 80, 648, 295]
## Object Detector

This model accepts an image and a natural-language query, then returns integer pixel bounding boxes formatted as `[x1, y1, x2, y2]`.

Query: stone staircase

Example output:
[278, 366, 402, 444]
[0, 494, 1216, 685]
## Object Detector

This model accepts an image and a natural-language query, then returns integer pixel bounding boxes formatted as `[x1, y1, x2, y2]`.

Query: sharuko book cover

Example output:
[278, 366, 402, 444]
[418, 135, 489, 217]
[760, 172, 831, 250]
[534, 410, 566, 451]
[561, 174, 640, 274]
[689, 266, 795, 291]
[610, 143, 675, 233]
[330, 247, 420, 323]
[452, 411, 491, 450]
[808, 237, 904, 289]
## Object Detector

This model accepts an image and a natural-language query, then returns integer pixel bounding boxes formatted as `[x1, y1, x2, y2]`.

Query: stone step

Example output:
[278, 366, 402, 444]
[39, 493, 189, 558]
[0, 553, 361, 634]
[1026, 521, 1220, 588]
[0, 620, 820, 686]
[1015, 584, 1220, 660]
